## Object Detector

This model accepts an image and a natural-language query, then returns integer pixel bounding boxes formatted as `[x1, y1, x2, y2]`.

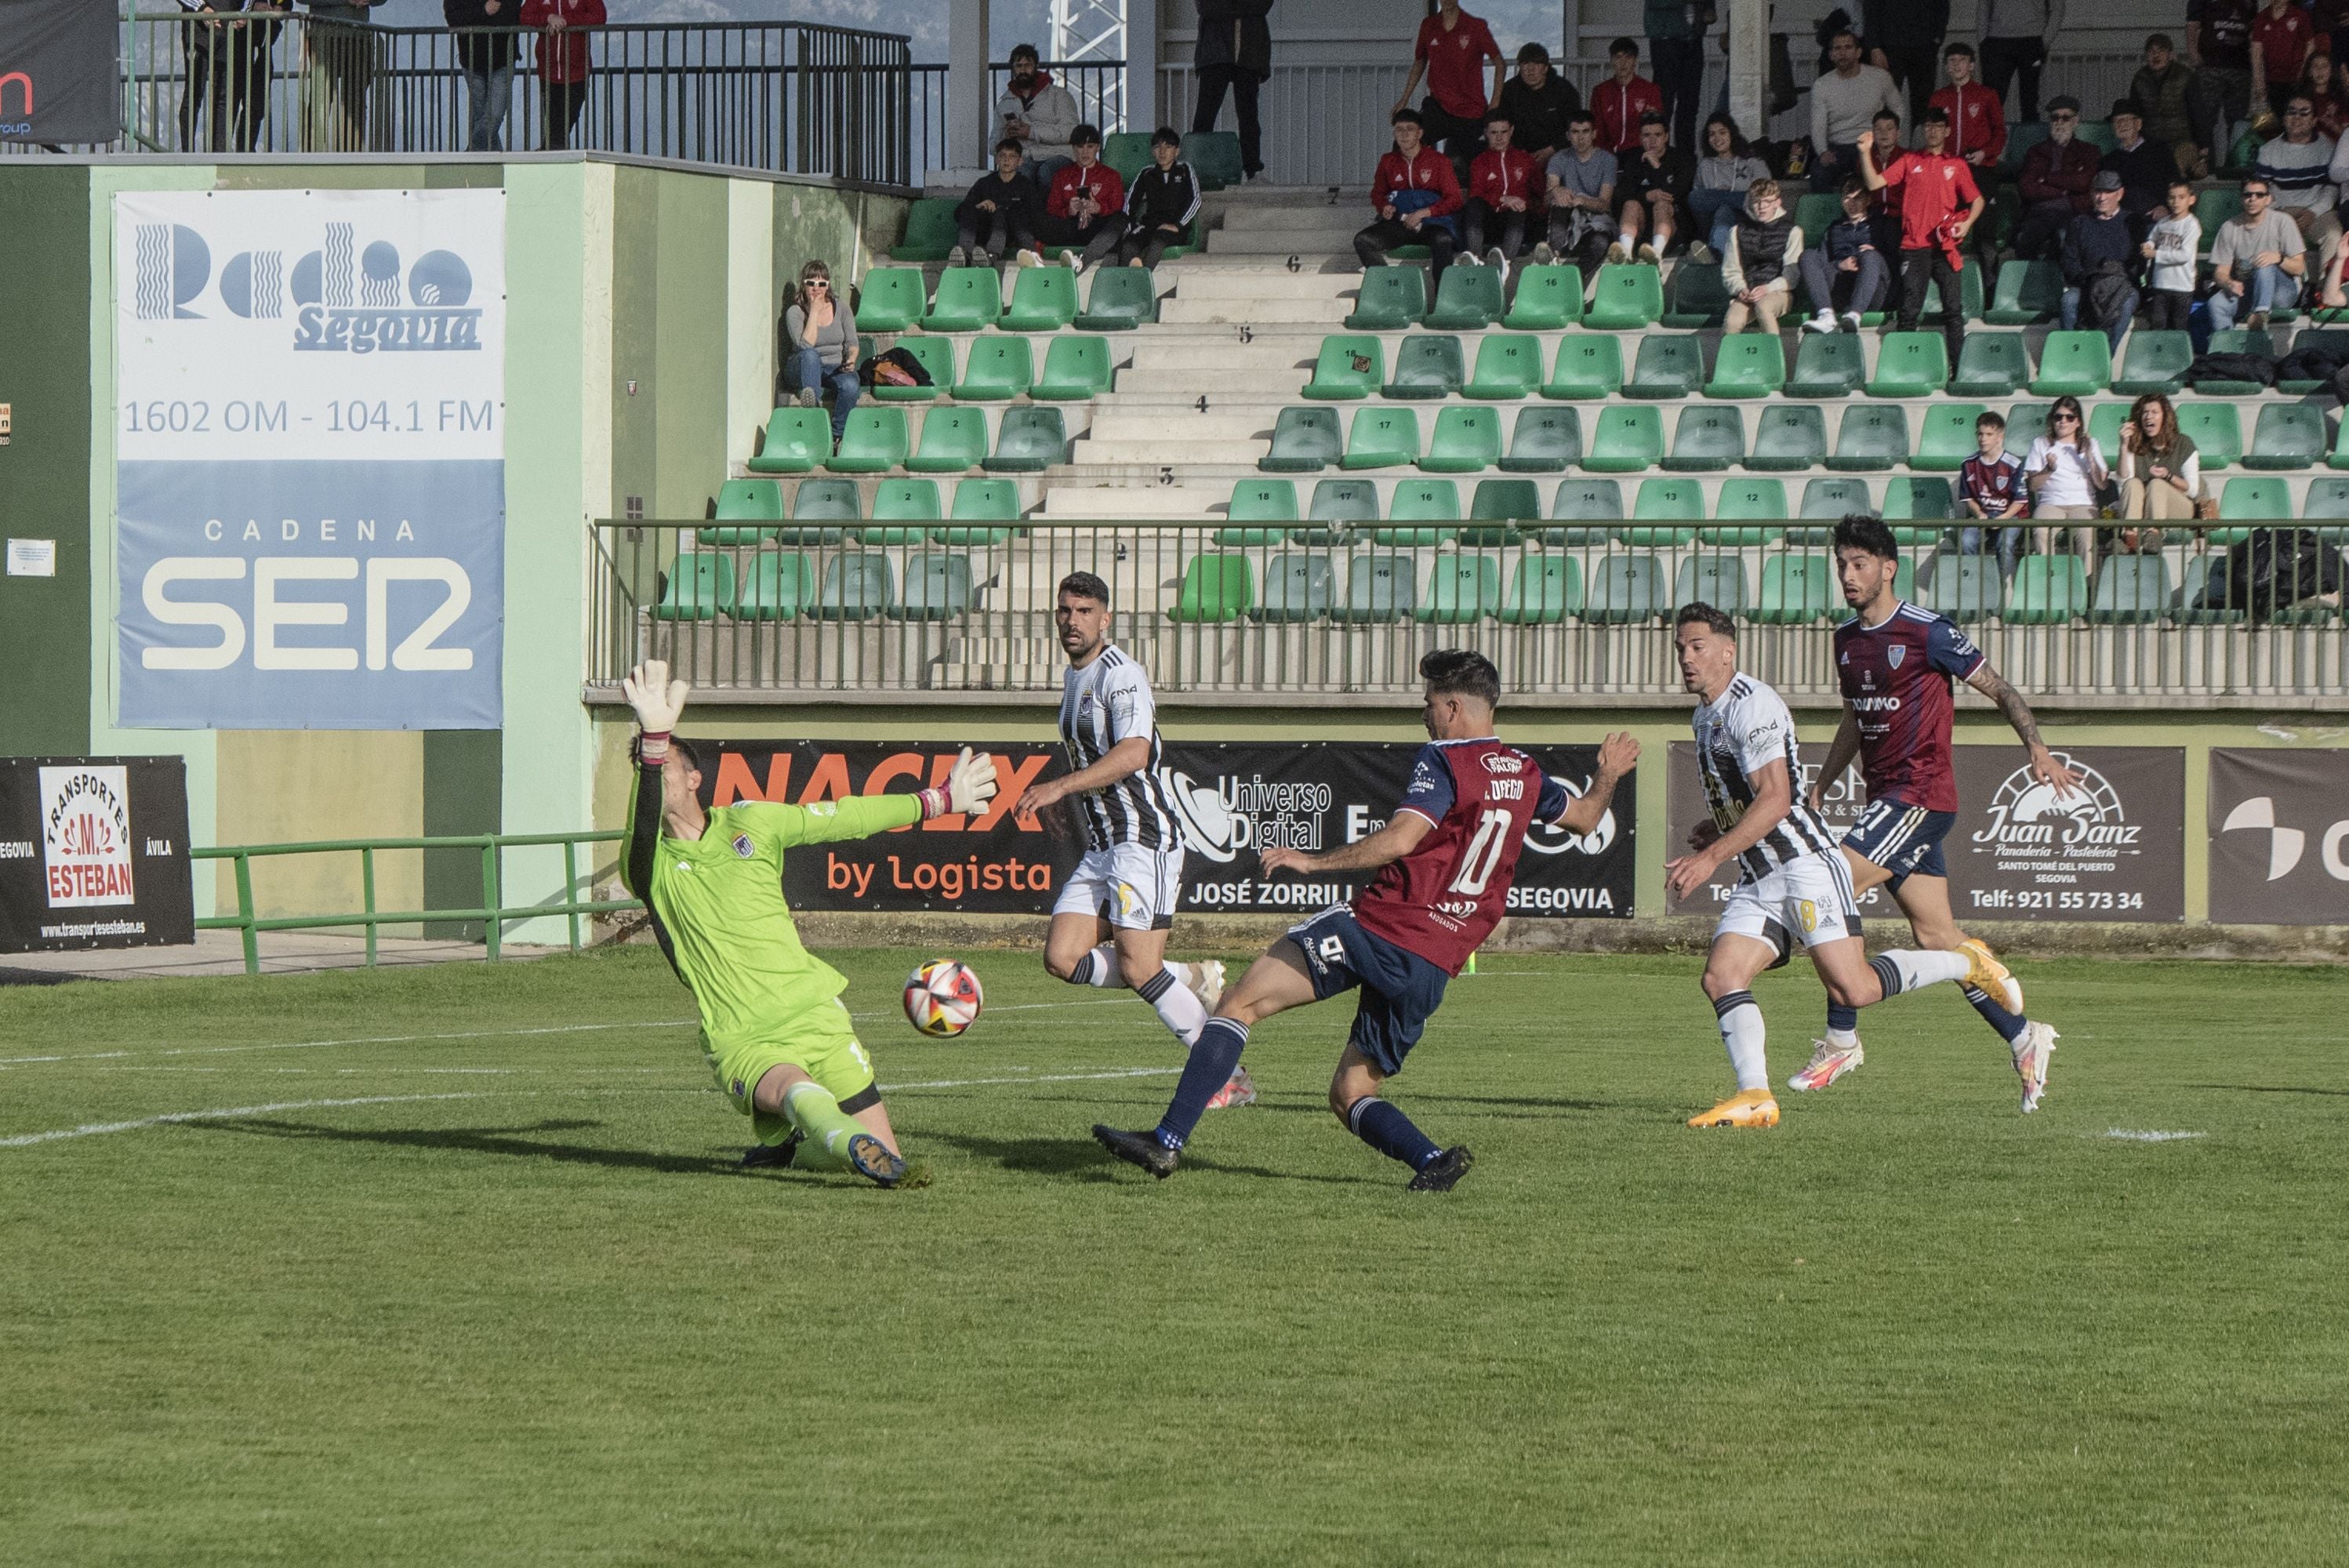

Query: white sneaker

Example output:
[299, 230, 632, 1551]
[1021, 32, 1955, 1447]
[1839, 311, 1863, 333]
[2012, 1021, 2057, 1114]
[1788, 1037, 1864, 1092]
[1532, 240, 1555, 264]
[1487, 248, 1510, 285]
[1803, 308, 1837, 333]
[1606, 240, 1630, 264]
[1186, 958, 1227, 1012]
[1056, 248, 1078, 268]
[945, 244, 968, 268]
[793, 387, 819, 408]
[1635, 241, 1661, 264]
[1015, 248, 1040, 267]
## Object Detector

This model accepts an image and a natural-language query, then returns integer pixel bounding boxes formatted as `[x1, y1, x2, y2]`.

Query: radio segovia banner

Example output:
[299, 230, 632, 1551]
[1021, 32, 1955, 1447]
[700, 740, 1637, 920]
[0, 758, 194, 953]
[114, 190, 505, 729]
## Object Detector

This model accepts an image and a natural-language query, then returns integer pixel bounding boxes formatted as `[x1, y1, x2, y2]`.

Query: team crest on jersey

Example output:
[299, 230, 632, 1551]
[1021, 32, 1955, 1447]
[1887, 645, 1906, 669]
[732, 833, 754, 858]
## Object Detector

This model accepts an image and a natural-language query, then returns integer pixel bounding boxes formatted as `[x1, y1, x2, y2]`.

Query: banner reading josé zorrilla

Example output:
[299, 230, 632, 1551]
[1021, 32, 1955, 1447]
[112, 189, 506, 729]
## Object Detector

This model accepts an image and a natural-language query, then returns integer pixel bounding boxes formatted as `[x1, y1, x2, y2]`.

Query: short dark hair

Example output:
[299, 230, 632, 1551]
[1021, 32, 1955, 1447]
[2146, 31, 2175, 49]
[1483, 107, 1514, 128]
[1873, 107, 1902, 125]
[670, 735, 706, 775]
[1829, 28, 1860, 48]
[1610, 35, 1639, 57]
[1071, 122, 1101, 146]
[1567, 110, 1597, 129]
[1010, 42, 1040, 64]
[1639, 111, 1668, 130]
[1976, 409, 2007, 431]
[1675, 602, 1737, 641]
[1944, 40, 1976, 60]
[1151, 125, 1182, 148]
[1420, 648, 1501, 708]
[1058, 570, 1110, 607]
[1391, 107, 1424, 129]
[994, 137, 1025, 157]
[1516, 41, 1550, 64]
[1840, 172, 1868, 197]
[2242, 176, 2273, 196]
[1833, 513, 1900, 562]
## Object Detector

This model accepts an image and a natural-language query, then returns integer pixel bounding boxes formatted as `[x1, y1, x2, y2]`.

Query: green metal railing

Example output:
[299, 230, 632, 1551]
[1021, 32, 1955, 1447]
[193, 830, 641, 977]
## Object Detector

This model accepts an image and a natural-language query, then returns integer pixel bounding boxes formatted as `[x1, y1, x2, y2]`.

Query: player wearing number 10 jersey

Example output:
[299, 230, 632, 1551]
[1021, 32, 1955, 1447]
[1092, 650, 1639, 1191]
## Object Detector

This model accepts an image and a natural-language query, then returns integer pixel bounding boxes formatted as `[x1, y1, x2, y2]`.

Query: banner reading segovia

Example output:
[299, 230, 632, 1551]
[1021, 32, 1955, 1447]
[700, 740, 1636, 919]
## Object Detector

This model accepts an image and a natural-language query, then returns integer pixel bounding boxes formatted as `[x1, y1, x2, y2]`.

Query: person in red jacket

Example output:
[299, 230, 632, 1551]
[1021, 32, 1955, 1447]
[1459, 109, 1541, 273]
[1930, 42, 2009, 169]
[1027, 123, 1126, 268]
[1356, 109, 1464, 274]
[519, 0, 601, 149]
[2013, 96, 2101, 257]
[1393, 0, 1506, 167]
[1860, 105, 1986, 365]
[1592, 37, 1663, 154]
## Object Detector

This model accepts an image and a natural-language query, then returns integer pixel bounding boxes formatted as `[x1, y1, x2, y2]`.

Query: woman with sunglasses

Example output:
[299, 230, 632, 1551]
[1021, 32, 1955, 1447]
[783, 260, 860, 445]
[2023, 396, 2110, 571]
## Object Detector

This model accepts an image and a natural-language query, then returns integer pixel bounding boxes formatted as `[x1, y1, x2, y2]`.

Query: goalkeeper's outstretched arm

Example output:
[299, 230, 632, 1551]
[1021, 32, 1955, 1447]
[750, 747, 1004, 847]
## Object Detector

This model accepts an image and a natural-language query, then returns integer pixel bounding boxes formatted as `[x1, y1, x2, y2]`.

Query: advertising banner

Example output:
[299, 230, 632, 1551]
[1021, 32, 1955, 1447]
[700, 740, 1636, 919]
[0, 0, 119, 144]
[114, 189, 506, 728]
[2208, 749, 2349, 925]
[0, 757, 195, 953]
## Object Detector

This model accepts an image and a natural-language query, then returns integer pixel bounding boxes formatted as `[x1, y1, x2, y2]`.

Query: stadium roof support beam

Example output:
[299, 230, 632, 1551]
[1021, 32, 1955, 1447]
[950, 0, 990, 172]
[1727, 0, 1766, 143]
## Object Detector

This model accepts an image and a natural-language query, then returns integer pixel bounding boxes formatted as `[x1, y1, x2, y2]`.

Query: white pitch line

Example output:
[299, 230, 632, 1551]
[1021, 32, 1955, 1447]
[0, 1092, 488, 1148]
[2103, 1128, 2208, 1142]
[880, 1065, 1182, 1092]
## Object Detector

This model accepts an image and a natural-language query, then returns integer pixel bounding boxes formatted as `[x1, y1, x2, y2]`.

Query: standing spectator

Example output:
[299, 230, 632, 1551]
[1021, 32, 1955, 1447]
[2251, 0, 2317, 118]
[2060, 171, 2143, 351]
[1394, 0, 1505, 167]
[1496, 42, 1580, 167]
[1976, 0, 2060, 122]
[2013, 97, 2100, 260]
[2318, 0, 2349, 66]
[2140, 180, 2203, 330]
[949, 140, 1044, 267]
[1862, 0, 1950, 126]
[445, 0, 516, 153]
[301, 0, 382, 153]
[1592, 37, 1664, 157]
[2105, 103, 2177, 234]
[1811, 29, 1904, 180]
[1720, 177, 1804, 332]
[997, 45, 1079, 183]
[1356, 109, 1463, 274]
[2299, 51, 2349, 140]
[1858, 107, 1984, 366]
[2257, 94, 2340, 281]
[1798, 174, 1893, 332]
[1535, 111, 1619, 273]
[1686, 111, 1770, 263]
[1958, 410, 2031, 580]
[179, 2, 277, 154]
[1191, 0, 1273, 183]
[1111, 128, 1205, 270]
[2134, 34, 2205, 180]
[2206, 176, 2305, 330]
[2022, 397, 2110, 570]
[1929, 42, 2006, 172]
[1864, 107, 1908, 251]
[2187, 0, 2260, 168]
[784, 260, 860, 445]
[1032, 125, 1125, 272]
[521, 0, 598, 150]
[1460, 111, 1541, 274]
[1645, 0, 1713, 154]
[2117, 394, 2202, 524]
[1611, 114, 1695, 263]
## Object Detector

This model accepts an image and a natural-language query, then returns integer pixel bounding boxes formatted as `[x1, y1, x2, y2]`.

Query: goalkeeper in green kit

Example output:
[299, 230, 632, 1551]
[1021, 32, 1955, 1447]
[619, 661, 999, 1187]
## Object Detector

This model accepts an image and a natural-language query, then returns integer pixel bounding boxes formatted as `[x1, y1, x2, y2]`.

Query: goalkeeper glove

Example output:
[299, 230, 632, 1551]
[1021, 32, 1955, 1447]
[918, 748, 1000, 819]
[623, 660, 690, 764]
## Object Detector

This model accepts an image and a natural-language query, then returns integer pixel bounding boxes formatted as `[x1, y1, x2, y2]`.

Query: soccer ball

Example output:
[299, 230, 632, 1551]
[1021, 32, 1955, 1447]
[904, 959, 984, 1037]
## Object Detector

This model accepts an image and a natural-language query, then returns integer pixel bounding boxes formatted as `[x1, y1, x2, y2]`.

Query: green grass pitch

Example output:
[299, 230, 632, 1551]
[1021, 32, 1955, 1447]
[3, 946, 2346, 1566]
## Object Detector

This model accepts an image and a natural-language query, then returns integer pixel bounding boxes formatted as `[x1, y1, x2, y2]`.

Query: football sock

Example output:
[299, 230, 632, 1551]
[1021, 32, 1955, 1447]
[781, 1082, 869, 1172]
[1346, 1097, 1441, 1171]
[1824, 999, 1859, 1048]
[1713, 990, 1770, 1092]
[1066, 944, 1123, 987]
[1868, 949, 1971, 999]
[1155, 1018, 1248, 1149]
[1137, 964, 1207, 1048]
[1963, 984, 2031, 1045]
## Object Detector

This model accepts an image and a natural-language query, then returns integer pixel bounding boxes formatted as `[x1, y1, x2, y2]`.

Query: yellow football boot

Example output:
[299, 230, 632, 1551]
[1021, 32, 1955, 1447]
[1958, 938, 2024, 1015]
[1687, 1088, 1781, 1128]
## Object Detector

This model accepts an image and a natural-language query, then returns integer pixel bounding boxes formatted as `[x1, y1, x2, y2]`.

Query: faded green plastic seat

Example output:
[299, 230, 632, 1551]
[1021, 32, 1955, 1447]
[1384, 335, 1465, 399]
[1543, 335, 1625, 399]
[863, 479, 942, 541]
[2031, 330, 2112, 396]
[1102, 132, 1152, 181]
[1583, 405, 1664, 473]
[1075, 265, 1158, 330]
[1585, 263, 1665, 329]
[1705, 334, 1785, 398]
[1868, 332, 1949, 397]
[1664, 405, 1745, 472]
[790, 478, 861, 525]
[2219, 477, 2290, 517]
[924, 266, 1002, 332]
[1421, 405, 1504, 473]
[1787, 333, 1865, 398]
[1224, 479, 1300, 536]
[1304, 335, 1383, 399]
[1627, 479, 1703, 541]
[1661, 260, 1730, 328]
[1918, 554, 2002, 622]
[1951, 332, 2029, 397]
[1251, 552, 1338, 622]
[2242, 404, 2325, 470]
[1828, 405, 1910, 471]
[982, 407, 1067, 472]
[1799, 476, 1873, 517]
[731, 551, 815, 619]
[2194, 185, 2245, 241]
[1504, 263, 1583, 328]
[1345, 267, 1428, 329]
[1914, 404, 1988, 471]
[1425, 264, 1505, 329]
[1674, 554, 1750, 615]
[2007, 554, 2089, 623]
[1168, 554, 1255, 622]
[869, 335, 954, 401]
[812, 552, 894, 620]
[1261, 406, 1345, 472]
[1381, 479, 1461, 540]
[1996, 119, 2048, 180]
[2083, 400, 2126, 458]
[2302, 477, 2349, 517]
[950, 477, 1020, 523]
[1984, 259, 2062, 324]
[1463, 334, 1544, 399]
[1582, 553, 1668, 621]
[1499, 555, 1584, 623]
[890, 198, 958, 262]
[1548, 479, 1625, 521]
[1879, 477, 1956, 520]
[1181, 129, 1243, 188]
[1499, 405, 1581, 472]
[699, 477, 786, 543]
[1623, 334, 1705, 399]
[1746, 405, 1828, 472]
[1305, 477, 1381, 531]
[1705, 481, 1788, 540]
[1417, 554, 1504, 622]
[855, 267, 928, 332]
[2177, 402, 2243, 470]
[825, 407, 909, 473]
[651, 553, 734, 620]
[2113, 331, 2192, 395]
[902, 406, 989, 473]
[952, 336, 1034, 400]
[1754, 554, 1836, 623]
[1033, 334, 1113, 401]
[2088, 554, 2170, 623]
[1340, 405, 1421, 469]
[746, 407, 830, 474]
[2278, 329, 2349, 392]
[1465, 479, 1541, 540]
[891, 553, 975, 619]
[1337, 553, 1418, 622]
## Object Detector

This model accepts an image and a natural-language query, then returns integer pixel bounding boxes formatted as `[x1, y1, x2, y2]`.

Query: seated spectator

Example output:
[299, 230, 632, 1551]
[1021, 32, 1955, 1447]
[2022, 396, 2111, 571]
[2060, 171, 2144, 351]
[1810, 27, 1903, 179]
[1858, 107, 1984, 365]
[2258, 96, 2341, 278]
[1357, 109, 1463, 274]
[1610, 113, 1693, 263]
[1929, 42, 2007, 171]
[2133, 33, 2203, 179]
[997, 43, 1078, 183]
[1798, 174, 1893, 332]
[2104, 103, 2177, 238]
[2252, 0, 2316, 118]
[1395, 0, 1505, 167]
[1461, 110, 1541, 275]
[784, 260, 859, 445]
[1720, 178, 1803, 333]
[1959, 410, 2031, 581]
[2117, 394, 2202, 522]
[1592, 37, 1663, 157]
[1497, 41, 1580, 166]
[1686, 112, 1770, 264]
[2207, 175, 2308, 328]
[2299, 50, 2349, 140]
[950, 140, 1044, 267]
[1534, 111, 1617, 274]
[1027, 124, 1125, 273]
[1109, 126, 1204, 270]
[2142, 180, 2203, 331]
[2013, 96, 2100, 259]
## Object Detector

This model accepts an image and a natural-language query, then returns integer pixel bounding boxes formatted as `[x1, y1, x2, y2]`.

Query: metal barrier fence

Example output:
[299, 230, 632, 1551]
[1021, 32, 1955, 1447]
[194, 829, 639, 976]
[909, 60, 1127, 175]
[587, 521, 2349, 707]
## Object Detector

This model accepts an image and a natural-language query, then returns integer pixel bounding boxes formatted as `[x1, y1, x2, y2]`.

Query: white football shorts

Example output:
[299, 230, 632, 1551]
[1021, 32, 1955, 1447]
[1714, 849, 1861, 954]
[1053, 841, 1185, 931]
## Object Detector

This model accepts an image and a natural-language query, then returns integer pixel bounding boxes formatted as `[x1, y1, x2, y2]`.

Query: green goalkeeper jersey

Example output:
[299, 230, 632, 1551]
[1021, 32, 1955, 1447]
[623, 758, 921, 1040]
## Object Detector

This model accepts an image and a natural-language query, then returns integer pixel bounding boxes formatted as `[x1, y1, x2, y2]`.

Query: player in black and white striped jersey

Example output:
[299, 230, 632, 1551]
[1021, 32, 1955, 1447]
[1011, 572, 1254, 1109]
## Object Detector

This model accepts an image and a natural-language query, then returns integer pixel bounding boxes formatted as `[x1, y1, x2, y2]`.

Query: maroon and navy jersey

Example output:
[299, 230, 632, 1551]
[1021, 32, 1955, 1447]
[1833, 601, 1984, 812]
[1352, 738, 1570, 976]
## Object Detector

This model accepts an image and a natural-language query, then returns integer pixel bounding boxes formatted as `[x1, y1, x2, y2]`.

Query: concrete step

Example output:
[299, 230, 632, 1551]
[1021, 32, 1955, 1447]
[1218, 195, 1372, 230]
[1111, 367, 1313, 398]
[1208, 227, 1378, 257]
[1158, 295, 1355, 325]
[1124, 338, 1323, 371]
[1084, 408, 1280, 444]
[1073, 437, 1273, 466]
[1162, 268, 1357, 302]
[1036, 485, 1222, 517]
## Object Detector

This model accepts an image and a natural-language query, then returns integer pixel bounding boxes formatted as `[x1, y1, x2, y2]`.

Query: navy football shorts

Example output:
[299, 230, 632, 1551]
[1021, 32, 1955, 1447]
[1840, 797, 1958, 886]
[1284, 905, 1450, 1076]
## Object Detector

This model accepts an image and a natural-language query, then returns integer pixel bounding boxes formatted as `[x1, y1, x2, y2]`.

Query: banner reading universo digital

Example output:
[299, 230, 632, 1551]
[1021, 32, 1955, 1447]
[114, 189, 506, 729]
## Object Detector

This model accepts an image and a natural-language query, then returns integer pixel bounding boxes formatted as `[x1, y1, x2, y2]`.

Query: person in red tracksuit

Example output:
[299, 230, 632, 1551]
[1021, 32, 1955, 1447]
[1027, 124, 1127, 268]
[1860, 106, 1986, 365]
[1592, 36, 1663, 155]
[519, 0, 601, 149]
[1929, 42, 2009, 169]
[1460, 110, 1541, 270]
[1356, 109, 1464, 274]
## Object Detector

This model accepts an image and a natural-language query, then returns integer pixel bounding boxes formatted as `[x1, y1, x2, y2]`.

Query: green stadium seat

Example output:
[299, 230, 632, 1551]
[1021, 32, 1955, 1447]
[1002, 266, 1079, 332]
[1746, 405, 1828, 472]
[1226, 478, 1299, 526]
[1418, 554, 1504, 622]
[1675, 554, 1750, 615]
[1548, 479, 1625, 521]
[1169, 554, 1254, 622]
[891, 198, 958, 262]
[1792, 191, 1841, 249]
[1623, 334, 1705, 399]
[1951, 332, 2029, 397]
[1705, 334, 1785, 398]
[699, 477, 785, 543]
[1345, 267, 1429, 329]
[825, 408, 909, 473]
[1251, 552, 1338, 622]
[2075, 120, 2116, 153]
[2113, 330, 2192, 395]
[1754, 554, 1835, 623]
[1914, 404, 1988, 471]
[2176, 552, 2246, 623]
[731, 551, 815, 619]
[651, 552, 734, 620]
[891, 553, 975, 619]
[812, 553, 894, 620]
[1585, 263, 1665, 329]
[1033, 335, 1113, 401]
[1582, 553, 1668, 622]
[1628, 478, 1703, 539]
[1543, 335, 1625, 399]
[2177, 402, 2243, 470]
[1305, 478, 1381, 530]
[1917, 554, 2002, 622]
[2242, 404, 2326, 470]
[854, 267, 928, 332]
[864, 479, 942, 540]
[1421, 406, 1504, 473]
[1504, 263, 1584, 328]
[1706, 480, 1788, 540]
[1879, 477, 1956, 520]
[1828, 405, 1909, 470]
[1583, 405, 1665, 472]
[2196, 328, 2279, 395]
[982, 407, 1067, 472]
[2003, 401, 2053, 445]
[1467, 479, 1541, 539]
[1464, 334, 1545, 399]
[924, 267, 1001, 332]
[746, 407, 830, 473]
[869, 334, 953, 401]
[2086, 554, 2170, 624]
[2278, 329, 2349, 392]
[1799, 476, 1873, 518]
[1102, 132, 1152, 181]
[2194, 185, 2244, 242]
[1341, 406, 1421, 470]
[1075, 264, 1159, 330]
[1500, 555, 1584, 623]
[1500, 405, 1582, 472]
[1304, 335, 1383, 399]
[1868, 332, 1949, 397]
[2219, 477, 2291, 517]
[1383, 478, 1461, 537]
[903, 406, 989, 473]
[2007, 554, 2089, 623]
[2031, 330, 2112, 396]
[1385, 335, 1466, 398]
[952, 336, 1034, 401]
[1664, 405, 1746, 472]
[950, 477, 1021, 522]
[1425, 264, 1505, 329]
[790, 478, 861, 524]
[1337, 553, 1418, 622]
[1787, 333, 1866, 398]
[1180, 129, 1243, 188]
[1997, 119, 2048, 180]
[1985, 259, 2063, 324]
[1662, 260, 1731, 328]
[1261, 406, 1344, 472]
[2302, 477, 2349, 517]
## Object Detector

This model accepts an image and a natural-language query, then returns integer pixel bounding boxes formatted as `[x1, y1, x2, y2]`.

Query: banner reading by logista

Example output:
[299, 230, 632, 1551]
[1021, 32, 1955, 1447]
[696, 740, 1636, 919]
[0, 758, 194, 953]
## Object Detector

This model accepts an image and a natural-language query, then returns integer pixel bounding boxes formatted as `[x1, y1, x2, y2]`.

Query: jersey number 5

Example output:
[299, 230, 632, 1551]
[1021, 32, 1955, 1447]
[1448, 808, 1513, 896]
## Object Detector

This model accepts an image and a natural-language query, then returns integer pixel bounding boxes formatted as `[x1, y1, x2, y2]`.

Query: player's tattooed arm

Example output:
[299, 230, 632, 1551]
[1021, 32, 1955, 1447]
[1966, 664, 2082, 797]
[1555, 731, 1639, 836]
[1260, 810, 1434, 877]
[1810, 710, 1861, 814]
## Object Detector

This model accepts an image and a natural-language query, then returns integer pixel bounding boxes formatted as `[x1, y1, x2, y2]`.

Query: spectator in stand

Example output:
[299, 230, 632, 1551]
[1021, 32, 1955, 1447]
[1460, 110, 1541, 276]
[2257, 94, 2341, 280]
[2141, 180, 2203, 330]
[2105, 103, 2177, 237]
[2022, 397, 2110, 570]
[1862, 0, 1951, 126]
[180, 1, 279, 154]
[1592, 37, 1664, 157]
[445, 0, 516, 153]
[1864, 107, 1908, 250]
[1030, 125, 1126, 273]
[2013, 96, 2100, 260]
[1497, 42, 1580, 167]
[1977, 0, 2060, 122]
[1858, 107, 1984, 365]
[1719, 177, 1804, 332]
[2187, 0, 2260, 169]
[302, 0, 383, 153]
[1611, 113, 1695, 263]
[1535, 111, 1619, 274]
[1191, 0, 1273, 183]
[2299, 51, 2349, 141]
[520, 0, 599, 150]
[1798, 173, 1893, 332]
[2252, 0, 2317, 118]
[1357, 109, 1463, 274]
[2117, 394, 2202, 524]
[1812, 28, 1904, 180]
[2206, 176, 2306, 329]
[1930, 42, 2007, 172]
[1645, 0, 1713, 152]
[1394, 0, 1505, 168]
[997, 45, 1080, 183]
[2134, 34, 2205, 180]
[1113, 127, 1205, 270]
[2318, 0, 2349, 65]
[1959, 410, 2031, 581]
[1686, 112, 1771, 264]
[784, 260, 860, 445]
[2060, 171, 2144, 351]
[949, 140, 1045, 267]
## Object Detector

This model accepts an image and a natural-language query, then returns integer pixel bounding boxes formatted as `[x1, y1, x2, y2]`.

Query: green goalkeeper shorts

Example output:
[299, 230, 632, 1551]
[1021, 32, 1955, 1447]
[703, 997, 879, 1146]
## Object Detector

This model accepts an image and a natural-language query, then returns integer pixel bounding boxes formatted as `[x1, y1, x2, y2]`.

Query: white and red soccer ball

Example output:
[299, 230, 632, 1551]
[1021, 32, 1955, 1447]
[904, 959, 984, 1037]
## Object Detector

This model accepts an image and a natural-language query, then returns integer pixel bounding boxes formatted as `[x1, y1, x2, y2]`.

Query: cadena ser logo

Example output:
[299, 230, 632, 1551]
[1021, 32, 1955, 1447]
[133, 219, 484, 353]
[39, 766, 136, 908]
[1973, 755, 2143, 855]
